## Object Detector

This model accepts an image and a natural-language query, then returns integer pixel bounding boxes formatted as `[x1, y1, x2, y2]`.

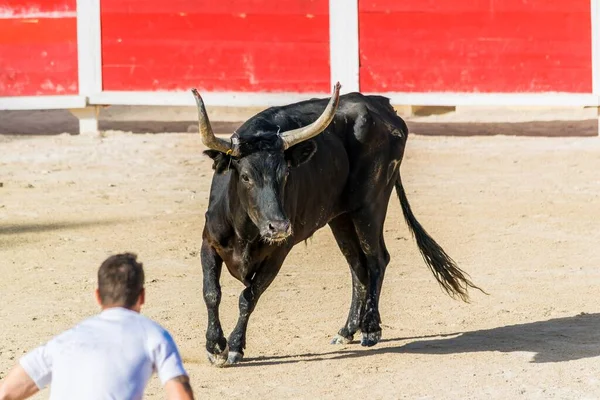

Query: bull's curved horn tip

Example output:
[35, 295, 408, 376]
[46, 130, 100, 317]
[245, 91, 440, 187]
[334, 82, 341, 91]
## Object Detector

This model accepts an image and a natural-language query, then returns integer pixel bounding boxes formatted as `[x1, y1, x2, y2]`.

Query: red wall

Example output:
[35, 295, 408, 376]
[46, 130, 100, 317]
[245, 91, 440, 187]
[100, 0, 330, 93]
[0, 0, 78, 96]
[0, 1, 595, 98]
[359, 0, 592, 93]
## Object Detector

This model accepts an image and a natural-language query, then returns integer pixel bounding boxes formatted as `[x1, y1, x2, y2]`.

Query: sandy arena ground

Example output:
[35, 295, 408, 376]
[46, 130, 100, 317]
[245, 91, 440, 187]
[2, 108, 600, 399]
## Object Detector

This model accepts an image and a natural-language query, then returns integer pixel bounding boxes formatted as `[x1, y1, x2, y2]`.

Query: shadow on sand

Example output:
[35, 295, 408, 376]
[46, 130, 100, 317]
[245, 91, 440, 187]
[0, 218, 140, 250]
[0, 109, 597, 137]
[0, 219, 134, 236]
[406, 120, 598, 137]
[236, 313, 600, 367]
[0, 109, 238, 135]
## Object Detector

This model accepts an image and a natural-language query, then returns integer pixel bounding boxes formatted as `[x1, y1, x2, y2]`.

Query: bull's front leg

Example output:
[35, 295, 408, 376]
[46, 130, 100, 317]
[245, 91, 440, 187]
[226, 249, 288, 365]
[201, 240, 228, 366]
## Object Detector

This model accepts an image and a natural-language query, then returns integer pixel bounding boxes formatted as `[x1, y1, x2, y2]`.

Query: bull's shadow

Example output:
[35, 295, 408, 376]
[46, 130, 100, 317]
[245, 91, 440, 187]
[398, 312, 600, 363]
[241, 313, 600, 367]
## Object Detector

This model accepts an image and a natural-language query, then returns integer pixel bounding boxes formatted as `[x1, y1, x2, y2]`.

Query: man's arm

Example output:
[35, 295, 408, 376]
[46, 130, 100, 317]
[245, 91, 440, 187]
[164, 375, 194, 400]
[0, 365, 39, 400]
[151, 327, 194, 399]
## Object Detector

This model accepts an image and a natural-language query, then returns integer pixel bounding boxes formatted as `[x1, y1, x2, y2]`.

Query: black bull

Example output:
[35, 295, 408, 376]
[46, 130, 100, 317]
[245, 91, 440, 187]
[192, 83, 483, 366]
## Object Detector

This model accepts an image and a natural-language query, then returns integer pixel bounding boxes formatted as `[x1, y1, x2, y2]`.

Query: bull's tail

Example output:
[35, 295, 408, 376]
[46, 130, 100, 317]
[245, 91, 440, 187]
[395, 175, 484, 302]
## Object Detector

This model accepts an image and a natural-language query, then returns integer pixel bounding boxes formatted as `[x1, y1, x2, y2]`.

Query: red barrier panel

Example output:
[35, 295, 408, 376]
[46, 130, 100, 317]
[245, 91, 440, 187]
[0, 0, 78, 96]
[359, 0, 592, 93]
[100, 0, 330, 93]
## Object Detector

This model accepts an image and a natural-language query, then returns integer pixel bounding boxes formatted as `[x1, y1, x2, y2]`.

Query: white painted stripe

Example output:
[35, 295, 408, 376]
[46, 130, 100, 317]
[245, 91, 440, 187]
[76, 0, 103, 96]
[384, 92, 599, 108]
[89, 91, 333, 107]
[379, 92, 600, 107]
[0, 95, 86, 110]
[88, 91, 600, 108]
[591, 0, 600, 95]
[0, 92, 594, 111]
[329, 0, 360, 93]
[0, 8, 76, 19]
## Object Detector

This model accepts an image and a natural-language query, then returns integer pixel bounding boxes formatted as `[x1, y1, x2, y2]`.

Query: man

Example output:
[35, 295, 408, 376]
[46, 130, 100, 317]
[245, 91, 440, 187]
[0, 253, 194, 400]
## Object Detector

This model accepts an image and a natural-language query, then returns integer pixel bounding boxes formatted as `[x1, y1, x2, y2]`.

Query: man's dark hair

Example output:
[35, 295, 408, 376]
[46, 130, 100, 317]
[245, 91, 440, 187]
[98, 253, 145, 308]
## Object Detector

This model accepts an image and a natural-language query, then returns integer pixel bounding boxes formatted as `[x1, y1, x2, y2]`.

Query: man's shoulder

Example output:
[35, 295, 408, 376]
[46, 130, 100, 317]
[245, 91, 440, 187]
[54, 309, 177, 350]
[50, 314, 99, 340]
[127, 313, 176, 345]
[63, 309, 170, 340]
[36, 313, 104, 353]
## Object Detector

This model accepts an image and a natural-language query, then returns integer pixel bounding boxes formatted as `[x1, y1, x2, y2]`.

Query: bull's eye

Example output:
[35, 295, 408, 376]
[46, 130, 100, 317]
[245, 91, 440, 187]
[240, 174, 250, 183]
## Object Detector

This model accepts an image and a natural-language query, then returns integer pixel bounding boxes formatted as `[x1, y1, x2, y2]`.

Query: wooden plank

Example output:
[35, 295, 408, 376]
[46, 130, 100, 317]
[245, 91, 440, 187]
[359, 0, 592, 93]
[592, 0, 600, 94]
[0, 94, 85, 110]
[100, 0, 328, 15]
[329, 0, 359, 92]
[360, 1, 590, 13]
[0, 0, 76, 14]
[0, 15, 78, 96]
[100, 0, 330, 92]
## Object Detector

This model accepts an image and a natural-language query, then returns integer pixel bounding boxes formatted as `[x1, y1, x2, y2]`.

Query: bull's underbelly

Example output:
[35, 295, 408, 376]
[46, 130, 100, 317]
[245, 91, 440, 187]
[290, 207, 342, 245]
[217, 244, 262, 286]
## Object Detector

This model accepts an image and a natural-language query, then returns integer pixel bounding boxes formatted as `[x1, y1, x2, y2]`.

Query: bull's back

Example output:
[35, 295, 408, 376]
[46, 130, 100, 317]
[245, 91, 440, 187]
[331, 93, 409, 209]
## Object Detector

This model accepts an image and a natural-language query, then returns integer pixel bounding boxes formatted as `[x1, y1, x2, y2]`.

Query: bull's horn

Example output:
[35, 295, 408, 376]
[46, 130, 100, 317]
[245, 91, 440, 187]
[191, 88, 238, 156]
[280, 82, 341, 149]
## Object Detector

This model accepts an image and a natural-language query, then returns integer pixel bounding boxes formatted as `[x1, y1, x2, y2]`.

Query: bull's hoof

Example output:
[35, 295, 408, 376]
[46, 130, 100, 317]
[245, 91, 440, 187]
[361, 331, 382, 347]
[226, 351, 244, 365]
[330, 334, 353, 345]
[206, 344, 229, 367]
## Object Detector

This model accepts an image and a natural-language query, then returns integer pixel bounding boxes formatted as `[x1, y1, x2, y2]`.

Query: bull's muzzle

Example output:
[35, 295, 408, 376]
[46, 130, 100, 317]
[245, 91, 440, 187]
[262, 219, 292, 242]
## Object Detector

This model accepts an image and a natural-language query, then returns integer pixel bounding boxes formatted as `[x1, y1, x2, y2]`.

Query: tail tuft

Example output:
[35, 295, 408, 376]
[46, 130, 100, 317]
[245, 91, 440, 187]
[395, 176, 486, 302]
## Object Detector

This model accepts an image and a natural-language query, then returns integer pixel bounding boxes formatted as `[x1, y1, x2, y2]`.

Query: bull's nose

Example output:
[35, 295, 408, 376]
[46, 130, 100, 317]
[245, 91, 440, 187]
[267, 220, 291, 236]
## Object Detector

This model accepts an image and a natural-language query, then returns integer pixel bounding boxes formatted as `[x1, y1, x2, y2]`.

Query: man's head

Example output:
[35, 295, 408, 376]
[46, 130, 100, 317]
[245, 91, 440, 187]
[95, 253, 145, 312]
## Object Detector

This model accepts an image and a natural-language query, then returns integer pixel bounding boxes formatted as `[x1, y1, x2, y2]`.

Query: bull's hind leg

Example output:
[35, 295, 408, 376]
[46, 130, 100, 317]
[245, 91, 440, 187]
[329, 214, 369, 344]
[351, 205, 391, 347]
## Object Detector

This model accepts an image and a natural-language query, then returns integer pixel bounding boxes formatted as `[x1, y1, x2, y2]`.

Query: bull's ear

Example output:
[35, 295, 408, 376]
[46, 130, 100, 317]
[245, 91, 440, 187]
[284, 140, 317, 168]
[203, 150, 232, 173]
[203, 149, 221, 160]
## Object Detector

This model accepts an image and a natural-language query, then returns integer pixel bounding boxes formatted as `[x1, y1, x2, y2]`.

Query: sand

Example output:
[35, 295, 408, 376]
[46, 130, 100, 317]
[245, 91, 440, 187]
[1, 107, 600, 399]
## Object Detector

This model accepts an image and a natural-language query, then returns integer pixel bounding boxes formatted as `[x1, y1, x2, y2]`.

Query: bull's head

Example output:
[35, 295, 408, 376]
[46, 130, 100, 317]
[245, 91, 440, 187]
[191, 83, 341, 243]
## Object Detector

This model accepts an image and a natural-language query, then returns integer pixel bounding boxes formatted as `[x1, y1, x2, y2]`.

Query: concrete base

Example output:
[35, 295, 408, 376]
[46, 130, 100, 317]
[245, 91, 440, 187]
[69, 106, 99, 135]
[597, 106, 600, 136]
[393, 105, 456, 117]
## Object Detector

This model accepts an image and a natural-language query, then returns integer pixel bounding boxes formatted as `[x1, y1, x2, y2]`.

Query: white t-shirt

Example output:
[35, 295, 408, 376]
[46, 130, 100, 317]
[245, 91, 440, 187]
[19, 307, 187, 400]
